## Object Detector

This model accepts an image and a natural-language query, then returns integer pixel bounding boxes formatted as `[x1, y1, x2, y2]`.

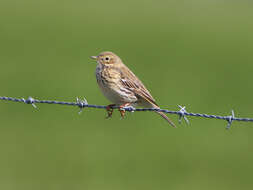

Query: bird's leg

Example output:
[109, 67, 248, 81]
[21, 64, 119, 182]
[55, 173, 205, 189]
[106, 104, 116, 119]
[118, 103, 131, 118]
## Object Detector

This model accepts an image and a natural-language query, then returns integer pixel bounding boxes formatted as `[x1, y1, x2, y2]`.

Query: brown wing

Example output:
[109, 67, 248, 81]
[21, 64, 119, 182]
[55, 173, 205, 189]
[119, 64, 158, 107]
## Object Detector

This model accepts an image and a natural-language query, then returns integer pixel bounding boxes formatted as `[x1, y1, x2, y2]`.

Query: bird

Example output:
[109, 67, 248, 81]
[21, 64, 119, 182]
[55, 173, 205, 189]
[90, 51, 176, 128]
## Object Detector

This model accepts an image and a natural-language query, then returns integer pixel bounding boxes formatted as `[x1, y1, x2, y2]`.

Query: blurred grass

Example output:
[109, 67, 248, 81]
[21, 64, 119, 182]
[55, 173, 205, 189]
[0, 0, 253, 190]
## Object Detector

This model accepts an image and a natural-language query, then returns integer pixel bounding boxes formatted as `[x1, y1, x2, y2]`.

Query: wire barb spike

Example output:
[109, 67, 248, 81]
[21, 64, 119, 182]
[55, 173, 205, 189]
[22, 96, 37, 109]
[76, 97, 88, 114]
[226, 110, 235, 130]
[178, 105, 189, 125]
[122, 106, 136, 112]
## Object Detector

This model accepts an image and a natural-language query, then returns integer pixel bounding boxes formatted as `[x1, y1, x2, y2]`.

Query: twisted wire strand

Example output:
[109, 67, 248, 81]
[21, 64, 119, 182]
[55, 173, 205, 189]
[1, 96, 253, 128]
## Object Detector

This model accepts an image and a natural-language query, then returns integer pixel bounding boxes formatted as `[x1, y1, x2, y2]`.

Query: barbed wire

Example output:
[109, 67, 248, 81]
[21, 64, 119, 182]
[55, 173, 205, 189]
[1, 96, 253, 129]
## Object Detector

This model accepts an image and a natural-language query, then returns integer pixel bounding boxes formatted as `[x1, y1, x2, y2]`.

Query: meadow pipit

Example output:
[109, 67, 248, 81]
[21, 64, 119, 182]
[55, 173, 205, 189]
[91, 51, 176, 127]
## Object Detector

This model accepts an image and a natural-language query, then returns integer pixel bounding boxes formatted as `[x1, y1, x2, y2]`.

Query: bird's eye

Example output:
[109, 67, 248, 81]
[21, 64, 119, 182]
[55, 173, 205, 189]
[105, 57, 110, 61]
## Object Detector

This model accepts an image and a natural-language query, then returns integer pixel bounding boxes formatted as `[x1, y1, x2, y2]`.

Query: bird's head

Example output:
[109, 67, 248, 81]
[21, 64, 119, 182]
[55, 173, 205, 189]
[90, 51, 121, 65]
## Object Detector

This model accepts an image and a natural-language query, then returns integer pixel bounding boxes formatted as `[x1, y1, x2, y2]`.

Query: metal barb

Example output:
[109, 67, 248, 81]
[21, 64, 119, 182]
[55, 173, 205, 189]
[76, 97, 88, 114]
[226, 110, 235, 129]
[178, 105, 189, 125]
[22, 97, 37, 109]
[122, 106, 136, 112]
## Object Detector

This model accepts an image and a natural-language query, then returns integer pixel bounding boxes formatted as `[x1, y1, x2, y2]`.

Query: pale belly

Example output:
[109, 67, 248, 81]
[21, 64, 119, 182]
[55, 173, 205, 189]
[98, 79, 138, 105]
[96, 64, 138, 105]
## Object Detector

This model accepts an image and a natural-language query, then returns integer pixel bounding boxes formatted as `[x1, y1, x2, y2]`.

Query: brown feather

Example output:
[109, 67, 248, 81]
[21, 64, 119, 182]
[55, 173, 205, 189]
[119, 64, 158, 105]
[119, 64, 176, 128]
[155, 110, 176, 128]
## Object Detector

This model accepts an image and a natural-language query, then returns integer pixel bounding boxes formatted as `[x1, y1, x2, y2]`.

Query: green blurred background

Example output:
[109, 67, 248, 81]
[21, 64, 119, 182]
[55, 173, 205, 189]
[0, 0, 253, 189]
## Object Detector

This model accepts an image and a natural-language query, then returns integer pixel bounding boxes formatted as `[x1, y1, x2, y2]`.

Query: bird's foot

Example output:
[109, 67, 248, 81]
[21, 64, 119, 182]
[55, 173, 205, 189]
[118, 103, 131, 118]
[106, 104, 116, 119]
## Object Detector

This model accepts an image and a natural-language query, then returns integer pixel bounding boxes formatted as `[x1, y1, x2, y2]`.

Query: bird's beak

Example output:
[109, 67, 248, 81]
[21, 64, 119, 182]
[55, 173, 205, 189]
[90, 56, 98, 60]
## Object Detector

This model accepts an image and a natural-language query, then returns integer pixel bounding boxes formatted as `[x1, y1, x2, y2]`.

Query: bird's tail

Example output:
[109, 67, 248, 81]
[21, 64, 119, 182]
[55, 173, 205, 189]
[155, 109, 176, 128]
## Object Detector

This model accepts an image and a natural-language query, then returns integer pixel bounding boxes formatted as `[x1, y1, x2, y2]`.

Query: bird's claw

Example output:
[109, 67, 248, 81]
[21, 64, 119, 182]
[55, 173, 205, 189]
[119, 109, 126, 118]
[118, 103, 131, 119]
[106, 104, 115, 119]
